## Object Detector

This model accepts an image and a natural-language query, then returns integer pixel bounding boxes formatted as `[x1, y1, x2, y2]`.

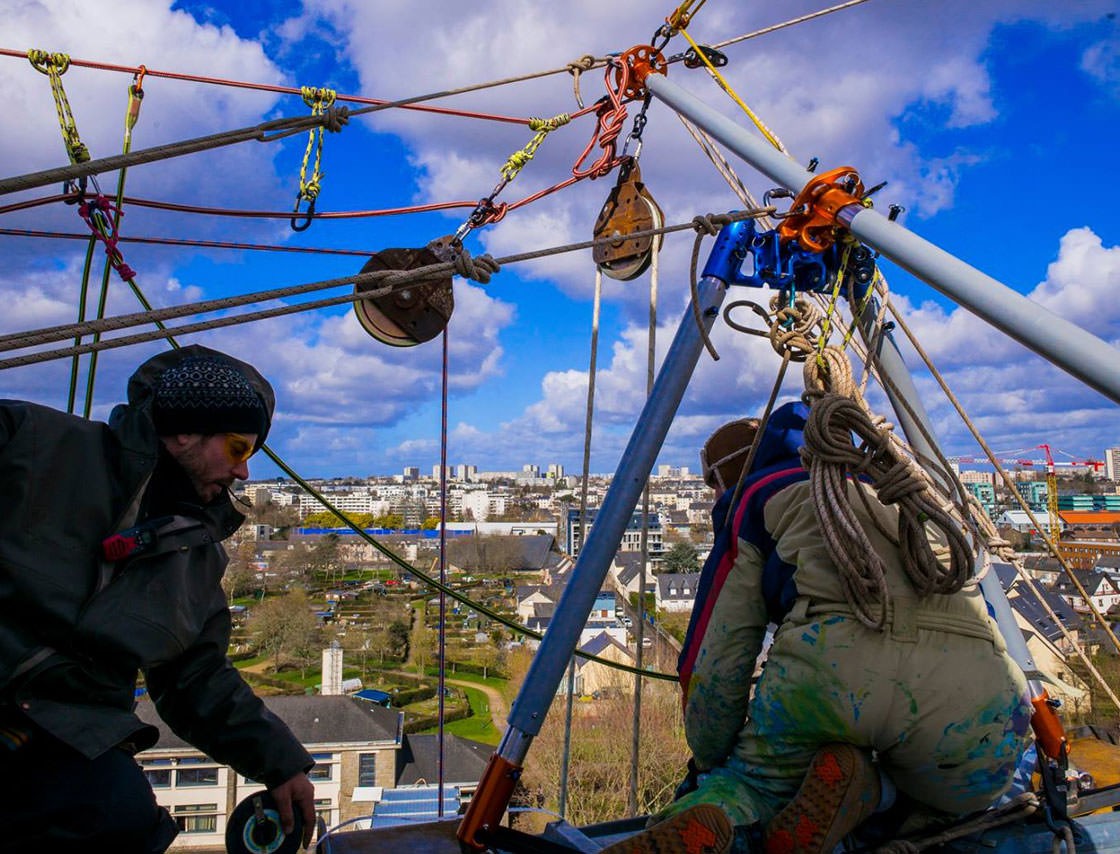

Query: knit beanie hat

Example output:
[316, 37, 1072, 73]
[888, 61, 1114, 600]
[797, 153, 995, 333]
[151, 354, 269, 439]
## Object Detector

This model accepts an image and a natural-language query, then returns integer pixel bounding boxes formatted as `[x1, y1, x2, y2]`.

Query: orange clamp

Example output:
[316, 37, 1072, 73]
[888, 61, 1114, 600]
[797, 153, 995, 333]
[1030, 689, 1070, 762]
[457, 753, 523, 851]
[614, 44, 667, 101]
[777, 166, 864, 253]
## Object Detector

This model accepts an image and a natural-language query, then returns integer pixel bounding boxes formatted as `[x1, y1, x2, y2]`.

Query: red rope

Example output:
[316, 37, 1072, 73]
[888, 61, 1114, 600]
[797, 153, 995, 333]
[0, 47, 598, 127]
[77, 194, 136, 280]
[571, 64, 629, 179]
[0, 227, 380, 257]
[0, 193, 75, 216]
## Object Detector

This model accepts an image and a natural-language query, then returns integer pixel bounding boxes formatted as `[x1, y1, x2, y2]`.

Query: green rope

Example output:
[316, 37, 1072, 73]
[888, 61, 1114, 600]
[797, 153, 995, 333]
[67, 239, 97, 414]
[262, 446, 677, 682]
[84, 83, 144, 417]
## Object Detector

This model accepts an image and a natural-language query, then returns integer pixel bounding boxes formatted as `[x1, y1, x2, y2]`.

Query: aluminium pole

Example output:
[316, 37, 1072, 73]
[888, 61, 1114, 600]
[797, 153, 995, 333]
[458, 274, 728, 849]
[645, 73, 1120, 405]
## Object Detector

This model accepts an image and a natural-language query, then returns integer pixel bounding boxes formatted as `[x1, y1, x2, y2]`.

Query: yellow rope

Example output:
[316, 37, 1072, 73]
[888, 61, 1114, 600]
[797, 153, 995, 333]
[27, 49, 89, 164]
[296, 86, 337, 203]
[677, 27, 786, 152]
[500, 113, 571, 182]
[667, 0, 707, 31]
[815, 241, 853, 369]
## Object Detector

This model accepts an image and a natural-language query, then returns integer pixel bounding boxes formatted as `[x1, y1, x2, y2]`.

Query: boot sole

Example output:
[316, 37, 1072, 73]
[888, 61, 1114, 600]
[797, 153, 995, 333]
[601, 804, 734, 854]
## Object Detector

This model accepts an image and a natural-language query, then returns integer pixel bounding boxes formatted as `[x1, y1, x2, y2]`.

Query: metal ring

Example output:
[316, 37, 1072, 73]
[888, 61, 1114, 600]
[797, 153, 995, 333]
[723, 300, 772, 338]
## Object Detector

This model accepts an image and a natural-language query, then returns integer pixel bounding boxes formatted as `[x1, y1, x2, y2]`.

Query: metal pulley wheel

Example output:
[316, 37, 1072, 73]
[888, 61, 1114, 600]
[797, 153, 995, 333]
[592, 159, 664, 281]
[226, 790, 303, 854]
[353, 235, 457, 346]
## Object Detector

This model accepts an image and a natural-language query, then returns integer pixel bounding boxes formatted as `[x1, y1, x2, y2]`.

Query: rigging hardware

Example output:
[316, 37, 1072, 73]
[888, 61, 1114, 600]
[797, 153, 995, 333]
[777, 165, 865, 252]
[682, 44, 728, 69]
[701, 217, 873, 301]
[592, 158, 663, 281]
[353, 235, 457, 347]
[614, 44, 668, 100]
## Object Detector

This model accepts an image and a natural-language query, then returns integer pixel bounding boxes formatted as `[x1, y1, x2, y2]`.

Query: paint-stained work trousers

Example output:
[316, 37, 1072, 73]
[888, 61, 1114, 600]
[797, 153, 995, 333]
[665, 600, 1031, 827]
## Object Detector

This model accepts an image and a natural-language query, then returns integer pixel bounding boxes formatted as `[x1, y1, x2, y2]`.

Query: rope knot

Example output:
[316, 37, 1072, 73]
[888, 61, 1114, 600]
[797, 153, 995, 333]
[452, 250, 501, 284]
[28, 49, 70, 74]
[321, 105, 348, 133]
[566, 54, 598, 73]
[528, 113, 570, 133]
[767, 294, 819, 361]
[691, 213, 728, 236]
[301, 86, 337, 108]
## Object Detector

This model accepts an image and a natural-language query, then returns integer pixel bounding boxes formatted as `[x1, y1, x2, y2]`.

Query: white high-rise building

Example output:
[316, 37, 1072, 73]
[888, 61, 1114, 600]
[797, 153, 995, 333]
[402, 466, 419, 481]
[546, 463, 565, 479]
[321, 641, 343, 696]
[1106, 447, 1120, 482]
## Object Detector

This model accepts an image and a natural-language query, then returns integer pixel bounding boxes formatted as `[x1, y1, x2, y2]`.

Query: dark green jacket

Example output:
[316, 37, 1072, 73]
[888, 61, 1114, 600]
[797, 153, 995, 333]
[0, 346, 311, 788]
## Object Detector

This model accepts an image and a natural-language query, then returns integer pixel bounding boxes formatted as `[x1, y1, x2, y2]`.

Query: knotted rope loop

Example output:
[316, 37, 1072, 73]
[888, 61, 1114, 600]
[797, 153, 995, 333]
[571, 64, 629, 179]
[28, 48, 89, 166]
[500, 113, 571, 182]
[691, 212, 732, 236]
[768, 293, 819, 362]
[566, 54, 599, 109]
[292, 87, 340, 230]
[27, 49, 70, 75]
[452, 249, 500, 284]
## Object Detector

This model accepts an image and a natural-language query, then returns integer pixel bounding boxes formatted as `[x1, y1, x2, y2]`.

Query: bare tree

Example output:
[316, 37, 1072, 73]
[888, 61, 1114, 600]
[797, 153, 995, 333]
[248, 590, 319, 673]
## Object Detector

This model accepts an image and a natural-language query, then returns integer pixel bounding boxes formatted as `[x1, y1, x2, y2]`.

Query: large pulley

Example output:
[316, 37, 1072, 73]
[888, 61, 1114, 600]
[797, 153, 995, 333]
[353, 235, 457, 346]
[592, 158, 663, 281]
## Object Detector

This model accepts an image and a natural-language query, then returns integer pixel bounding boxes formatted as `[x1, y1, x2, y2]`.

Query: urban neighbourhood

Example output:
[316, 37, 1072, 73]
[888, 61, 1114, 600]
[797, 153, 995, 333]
[144, 451, 1120, 850]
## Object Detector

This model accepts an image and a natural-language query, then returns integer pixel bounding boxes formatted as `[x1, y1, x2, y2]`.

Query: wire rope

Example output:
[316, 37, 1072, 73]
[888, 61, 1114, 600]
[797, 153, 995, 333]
[0, 210, 775, 365]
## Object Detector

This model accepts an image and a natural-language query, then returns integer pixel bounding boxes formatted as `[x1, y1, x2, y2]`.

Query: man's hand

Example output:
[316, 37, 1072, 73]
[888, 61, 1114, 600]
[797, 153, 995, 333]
[270, 772, 316, 848]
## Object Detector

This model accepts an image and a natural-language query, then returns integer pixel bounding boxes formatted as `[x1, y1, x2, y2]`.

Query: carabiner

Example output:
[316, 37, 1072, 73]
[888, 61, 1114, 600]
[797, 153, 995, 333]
[291, 194, 316, 232]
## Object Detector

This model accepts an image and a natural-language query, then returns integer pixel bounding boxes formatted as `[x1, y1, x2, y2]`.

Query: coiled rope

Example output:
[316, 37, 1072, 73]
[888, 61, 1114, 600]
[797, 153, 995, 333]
[800, 348, 975, 629]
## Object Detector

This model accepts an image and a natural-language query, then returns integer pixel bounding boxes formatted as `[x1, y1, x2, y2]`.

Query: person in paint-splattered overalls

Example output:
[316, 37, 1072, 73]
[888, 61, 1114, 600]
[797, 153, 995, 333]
[662, 402, 1031, 854]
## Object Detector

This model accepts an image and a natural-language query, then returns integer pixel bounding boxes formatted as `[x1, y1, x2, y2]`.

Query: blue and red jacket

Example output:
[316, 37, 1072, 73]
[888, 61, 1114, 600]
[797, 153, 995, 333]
[677, 402, 811, 697]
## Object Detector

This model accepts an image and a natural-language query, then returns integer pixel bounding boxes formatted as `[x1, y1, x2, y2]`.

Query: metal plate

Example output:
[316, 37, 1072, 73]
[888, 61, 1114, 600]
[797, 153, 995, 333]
[354, 246, 454, 347]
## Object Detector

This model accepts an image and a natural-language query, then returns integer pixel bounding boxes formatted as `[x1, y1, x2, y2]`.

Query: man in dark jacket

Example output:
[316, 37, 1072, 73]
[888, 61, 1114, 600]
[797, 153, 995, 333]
[0, 345, 315, 852]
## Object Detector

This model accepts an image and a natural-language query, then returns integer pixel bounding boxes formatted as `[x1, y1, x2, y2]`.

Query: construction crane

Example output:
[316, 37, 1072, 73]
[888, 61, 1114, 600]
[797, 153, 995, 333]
[949, 446, 1104, 541]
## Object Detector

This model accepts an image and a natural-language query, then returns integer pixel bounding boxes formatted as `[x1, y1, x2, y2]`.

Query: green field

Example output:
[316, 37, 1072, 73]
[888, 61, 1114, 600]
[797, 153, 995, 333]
[416, 685, 500, 745]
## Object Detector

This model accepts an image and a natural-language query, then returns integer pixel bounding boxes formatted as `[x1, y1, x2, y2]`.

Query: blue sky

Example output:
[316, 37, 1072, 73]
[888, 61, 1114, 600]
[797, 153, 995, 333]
[0, 1, 1117, 479]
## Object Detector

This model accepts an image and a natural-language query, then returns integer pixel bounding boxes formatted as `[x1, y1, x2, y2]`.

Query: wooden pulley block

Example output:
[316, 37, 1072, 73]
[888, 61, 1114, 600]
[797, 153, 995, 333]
[353, 236, 456, 347]
[592, 159, 664, 281]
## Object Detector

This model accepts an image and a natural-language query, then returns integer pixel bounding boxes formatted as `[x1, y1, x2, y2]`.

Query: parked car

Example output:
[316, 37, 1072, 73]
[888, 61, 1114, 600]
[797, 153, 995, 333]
[641, 637, 653, 648]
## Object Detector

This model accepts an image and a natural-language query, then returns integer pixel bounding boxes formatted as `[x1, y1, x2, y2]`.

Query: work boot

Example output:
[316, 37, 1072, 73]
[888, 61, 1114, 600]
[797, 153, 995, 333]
[600, 804, 734, 854]
[763, 744, 879, 854]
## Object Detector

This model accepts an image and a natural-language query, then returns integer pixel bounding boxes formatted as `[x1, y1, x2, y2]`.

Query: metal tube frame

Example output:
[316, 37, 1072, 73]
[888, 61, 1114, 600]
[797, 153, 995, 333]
[458, 275, 728, 846]
[645, 73, 1120, 405]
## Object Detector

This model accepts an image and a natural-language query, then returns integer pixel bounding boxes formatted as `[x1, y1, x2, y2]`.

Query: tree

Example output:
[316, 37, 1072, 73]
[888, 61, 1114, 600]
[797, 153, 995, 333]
[387, 621, 410, 660]
[421, 517, 440, 530]
[303, 510, 373, 529]
[221, 541, 259, 602]
[307, 533, 341, 583]
[248, 590, 319, 672]
[663, 542, 699, 573]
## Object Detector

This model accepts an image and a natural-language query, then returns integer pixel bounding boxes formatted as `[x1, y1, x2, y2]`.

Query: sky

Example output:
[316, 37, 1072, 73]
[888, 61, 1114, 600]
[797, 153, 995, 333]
[0, 0, 1118, 480]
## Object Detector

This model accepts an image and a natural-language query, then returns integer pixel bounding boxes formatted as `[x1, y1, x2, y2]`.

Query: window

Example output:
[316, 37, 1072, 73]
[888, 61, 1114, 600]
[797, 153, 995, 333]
[358, 753, 377, 787]
[176, 766, 219, 787]
[308, 753, 334, 781]
[315, 797, 334, 826]
[145, 768, 171, 788]
[174, 804, 218, 834]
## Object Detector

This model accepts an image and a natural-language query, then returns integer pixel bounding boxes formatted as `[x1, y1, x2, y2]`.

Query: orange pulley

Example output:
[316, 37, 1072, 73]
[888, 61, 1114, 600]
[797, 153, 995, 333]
[592, 158, 663, 281]
[777, 166, 865, 253]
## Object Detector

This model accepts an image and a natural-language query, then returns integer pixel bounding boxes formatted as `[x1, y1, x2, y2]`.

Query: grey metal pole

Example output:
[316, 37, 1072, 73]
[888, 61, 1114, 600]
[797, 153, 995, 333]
[496, 274, 727, 766]
[646, 73, 1120, 405]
